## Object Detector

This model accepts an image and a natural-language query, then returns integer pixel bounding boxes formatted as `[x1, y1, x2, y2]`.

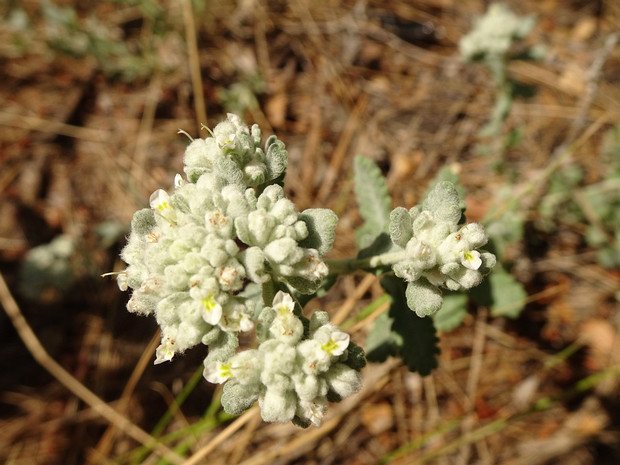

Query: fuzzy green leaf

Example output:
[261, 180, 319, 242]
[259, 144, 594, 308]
[299, 208, 338, 256]
[264, 134, 288, 182]
[424, 167, 466, 212]
[432, 292, 468, 332]
[131, 208, 156, 235]
[221, 381, 258, 415]
[343, 340, 367, 371]
[284, 275, 322, 295]
[365, 310, 398, 363]
[203, 331, 239, 363]
[422, 181, 462, 225]
[405, 280, 443, 317]
[380, 275, 440, 375]
[470, 268, 526, 318]
[389, 207, 413, 249]
[353, 156, 391, 249]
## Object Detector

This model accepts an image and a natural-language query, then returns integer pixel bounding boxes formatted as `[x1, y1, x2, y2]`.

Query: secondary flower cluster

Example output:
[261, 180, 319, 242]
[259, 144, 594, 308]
[389, 181, 496, 317]
[118, 114, 337, 365]
[205, 292, 364, 427]
[458, 3, 536, 62]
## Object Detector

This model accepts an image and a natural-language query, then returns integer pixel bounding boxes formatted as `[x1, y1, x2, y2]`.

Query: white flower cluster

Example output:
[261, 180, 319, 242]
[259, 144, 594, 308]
[458, 3, 536, 62]
[389, 181, 496, 317]
[205, 292, 363, 427]
[118, 114, 337, 364]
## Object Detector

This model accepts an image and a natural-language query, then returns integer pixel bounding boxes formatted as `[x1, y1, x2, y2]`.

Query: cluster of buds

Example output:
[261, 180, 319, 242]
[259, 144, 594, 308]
[117, 114, 337, 364]
[389, 181, 496, 317]
[458, 3, 536, 63]
[205, 292, 364, 427]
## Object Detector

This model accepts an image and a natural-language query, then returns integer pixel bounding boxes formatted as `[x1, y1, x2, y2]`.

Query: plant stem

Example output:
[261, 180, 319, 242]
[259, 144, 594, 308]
[261, 279, 277, 306]
[326, 250, 407, 275]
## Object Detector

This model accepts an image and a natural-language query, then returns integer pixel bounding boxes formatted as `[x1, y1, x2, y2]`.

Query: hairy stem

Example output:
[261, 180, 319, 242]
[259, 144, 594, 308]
[326, 250, 407, 275]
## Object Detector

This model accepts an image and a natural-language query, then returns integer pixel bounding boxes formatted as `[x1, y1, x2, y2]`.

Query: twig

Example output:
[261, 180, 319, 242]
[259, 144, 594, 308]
[182, 408, 259, 465]
[457, 308, 488, 465]
[332, 273, 377, 326]
[0, 273, 185, 465]
[182, 0, 207, 131]
[317, 93, 368, 203]
[564, 32, 618, 145]
[87, 330, 161, 464]
[132, 73, 162, 189]
[0, 111, 109, 141]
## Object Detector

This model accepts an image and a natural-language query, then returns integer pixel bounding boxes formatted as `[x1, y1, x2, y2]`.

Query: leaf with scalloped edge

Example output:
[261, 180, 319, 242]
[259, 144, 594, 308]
[432, 292, 468, 332]
[353, 156, 392, 249]
[470, 268, 526, 318]
[379, 275, 440, 375]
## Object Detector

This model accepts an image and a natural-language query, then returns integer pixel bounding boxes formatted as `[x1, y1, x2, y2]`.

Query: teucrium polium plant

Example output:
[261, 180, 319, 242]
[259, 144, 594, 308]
[115, 113, 496, 427]
[458, 3, 542, 137]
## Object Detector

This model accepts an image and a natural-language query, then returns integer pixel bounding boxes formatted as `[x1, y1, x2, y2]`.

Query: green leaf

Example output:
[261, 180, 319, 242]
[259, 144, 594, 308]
[353, 156, 391, 249]
[221, 381, 257, 415]
[365, 310, 398, 363]
[343, 340, 367, 371]
[284, 275, 322, 295]
[299, 208, 338, 256]
[470, 268, 527, 318]
[203, 331, 239, 363]
[422, 181, 462, 225]
[405, 280, 443, 317]
[432, 292, 468, 332]
[380, 275, 440, 375]
[424, 167, 466, 211]
[356, 232, 396, 265]
[264, 134, 288, 182]
[388, 207, 413, 249]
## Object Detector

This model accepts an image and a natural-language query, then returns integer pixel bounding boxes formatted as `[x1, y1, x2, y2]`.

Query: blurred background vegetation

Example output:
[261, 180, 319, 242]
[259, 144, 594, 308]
[1, 0, 619, 464]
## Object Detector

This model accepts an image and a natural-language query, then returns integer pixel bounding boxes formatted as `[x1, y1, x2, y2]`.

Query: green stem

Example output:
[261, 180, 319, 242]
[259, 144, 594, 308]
[261, 279, 277, 307]
[325, 250, 407, 276]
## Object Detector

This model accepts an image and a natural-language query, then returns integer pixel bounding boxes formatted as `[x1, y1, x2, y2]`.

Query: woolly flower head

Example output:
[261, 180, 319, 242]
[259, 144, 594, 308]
[183, 113, 288, 187]
[204, 291, 365, 427]
[389, 181, 496, 317]
[117, 115, 337, 364]
[458, 3, 536, 62]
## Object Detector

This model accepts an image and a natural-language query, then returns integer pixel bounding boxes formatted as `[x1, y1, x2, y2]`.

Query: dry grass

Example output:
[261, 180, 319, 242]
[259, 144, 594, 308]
[1, 0, 620, 464]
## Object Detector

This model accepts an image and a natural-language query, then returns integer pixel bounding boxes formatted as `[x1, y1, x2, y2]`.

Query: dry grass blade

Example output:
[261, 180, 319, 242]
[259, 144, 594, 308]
[87, 330, 161, 465]
[0, 111, 109, 141]
[182, 0, 207, 130]
[317, 94, 368, 203]
[0, 273, 185, 465]
[182, 408, 259, 465]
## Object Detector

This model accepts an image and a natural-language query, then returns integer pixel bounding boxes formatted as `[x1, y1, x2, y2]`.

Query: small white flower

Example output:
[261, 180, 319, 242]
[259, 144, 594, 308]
[273, 291, 295, 315]
[220, 303, 254, 332]
[204, 360, 232, 383]
[320, 329, 350, 357]
[155, 336, 177, 364]
[269, 291, 304, 343]
[201, 294, 223, 325]
[461, 249, 482, 270]
[149, 189, 176, 222]
[149, 189, 172, 212]
[297, 397, 328, 427]
[174, 173, 185, 188]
